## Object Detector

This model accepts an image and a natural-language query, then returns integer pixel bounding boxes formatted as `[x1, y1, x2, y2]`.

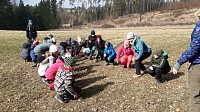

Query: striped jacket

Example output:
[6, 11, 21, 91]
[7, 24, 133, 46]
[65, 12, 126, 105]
[54, 66, 76, 95]
[177, 21, 200, 65]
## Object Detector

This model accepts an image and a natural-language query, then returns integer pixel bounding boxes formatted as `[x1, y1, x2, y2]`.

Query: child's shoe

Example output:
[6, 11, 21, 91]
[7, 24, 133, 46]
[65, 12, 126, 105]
[105, 62, 109, 65]
[54, 94, 64, 103]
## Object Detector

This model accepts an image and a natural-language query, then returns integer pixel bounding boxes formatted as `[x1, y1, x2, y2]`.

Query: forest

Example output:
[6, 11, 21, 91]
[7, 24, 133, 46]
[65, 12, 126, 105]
[1, 0, 200, 30]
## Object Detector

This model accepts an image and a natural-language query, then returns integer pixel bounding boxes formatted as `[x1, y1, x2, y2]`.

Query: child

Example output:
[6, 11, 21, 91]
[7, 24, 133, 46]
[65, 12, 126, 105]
[95, 35, 105, 62]
[20, 40, 32, 62]
[116, 40, 135, 69]
[54, 53, 81, 103]
[146, 49, 171, 83]
[104, 41, 116, 65]
[38, 45, 59, 83]
[30, 40, 39, 67]
[86, 30, 97, 60]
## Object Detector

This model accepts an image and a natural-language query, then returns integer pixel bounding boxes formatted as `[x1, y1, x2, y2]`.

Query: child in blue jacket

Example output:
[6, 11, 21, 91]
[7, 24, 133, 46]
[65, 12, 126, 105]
[104, 41, 116, 65]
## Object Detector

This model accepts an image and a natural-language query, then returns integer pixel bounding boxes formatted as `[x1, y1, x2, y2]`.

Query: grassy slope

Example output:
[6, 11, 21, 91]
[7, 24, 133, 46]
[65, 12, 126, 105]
[0, 25, 194, 111]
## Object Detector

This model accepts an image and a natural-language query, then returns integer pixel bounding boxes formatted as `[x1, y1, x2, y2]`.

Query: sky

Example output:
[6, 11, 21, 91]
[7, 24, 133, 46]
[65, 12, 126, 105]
[15, 0, 74, 8]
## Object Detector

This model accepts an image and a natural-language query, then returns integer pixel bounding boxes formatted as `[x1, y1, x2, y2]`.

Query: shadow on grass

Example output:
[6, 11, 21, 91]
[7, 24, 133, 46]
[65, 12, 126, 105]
[76, 76, 107, 88]
[75, 65, 100, 78]
[163, 72, 185, 82]
[81, 82, 114, 99]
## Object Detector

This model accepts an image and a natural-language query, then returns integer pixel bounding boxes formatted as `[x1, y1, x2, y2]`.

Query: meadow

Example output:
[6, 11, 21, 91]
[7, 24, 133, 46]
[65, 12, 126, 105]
[0, 25, 194, 111]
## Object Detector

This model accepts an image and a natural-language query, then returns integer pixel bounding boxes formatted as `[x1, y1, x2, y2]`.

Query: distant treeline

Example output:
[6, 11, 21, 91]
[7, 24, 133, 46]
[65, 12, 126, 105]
[0, 0, 59, 30]
[1, 0, 200, 30]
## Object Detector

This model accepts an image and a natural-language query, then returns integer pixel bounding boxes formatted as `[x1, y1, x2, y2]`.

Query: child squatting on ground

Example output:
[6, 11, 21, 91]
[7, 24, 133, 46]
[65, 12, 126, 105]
[54, 53, 81, 103]
[145, 49, 171, 83]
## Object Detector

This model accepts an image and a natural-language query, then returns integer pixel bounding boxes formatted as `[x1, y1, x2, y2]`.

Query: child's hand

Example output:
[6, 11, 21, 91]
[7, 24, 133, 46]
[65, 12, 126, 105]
[149, 66, 153, 70]
[132, 57, 136, 62]
[173, 68, 178, 75]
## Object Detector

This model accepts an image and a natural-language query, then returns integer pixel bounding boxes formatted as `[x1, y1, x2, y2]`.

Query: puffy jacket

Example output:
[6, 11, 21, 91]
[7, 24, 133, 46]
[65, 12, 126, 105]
[45, 57, 65, 81]
[38, 56, 57, 77]
[116, 44, 135, 62]
[132, 36, 151, 60]
[87, 35, 96, 47]
[104, 43, 116, 59]
[34, 43, 53, 56]
[177, 21, 200, 65]
[20, 42, 31, 60]
[150, 51, 171, 75]
[95, 38, 105, 51]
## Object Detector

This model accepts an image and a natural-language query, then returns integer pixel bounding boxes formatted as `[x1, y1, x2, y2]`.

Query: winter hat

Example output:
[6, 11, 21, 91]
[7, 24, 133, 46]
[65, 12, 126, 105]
[71, 40, 75, 44]
[47, 34, 53, 38]
[33, 40, 39, 46]
[91, 30, 95, 35]
[155, 49, 163, 57]
[62, 53, 76, 67]
[96, 35, 102, 39]
[124, 39, 130, 46]
[51, 37, 56, 44]
[28, 19, 32, 22]
[105, 41, 110, 47]
[126, 32, 135, 40]
[49, 45, 58, 53]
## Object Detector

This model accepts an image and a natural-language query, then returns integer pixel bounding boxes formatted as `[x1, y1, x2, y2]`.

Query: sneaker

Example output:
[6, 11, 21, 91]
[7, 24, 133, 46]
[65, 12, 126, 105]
[105, 62, 109, 65]
[42, 78, 52, 85]
[156, 79, 163, 83]
[54, 94, 64, 103]
[141, 71, 145, 75]
[123, 66, 127, 68]
[32, 63, 37, 67]
[133, 74, 142, 78]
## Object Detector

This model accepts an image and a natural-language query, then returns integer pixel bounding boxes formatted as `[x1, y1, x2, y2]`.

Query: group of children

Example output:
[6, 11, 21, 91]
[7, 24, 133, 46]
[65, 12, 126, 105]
[20, 30, 171, 103]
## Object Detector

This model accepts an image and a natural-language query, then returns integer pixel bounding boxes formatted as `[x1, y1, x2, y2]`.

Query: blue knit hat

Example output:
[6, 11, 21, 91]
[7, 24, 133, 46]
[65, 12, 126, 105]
[91, 30, 95, 35]
[71, 40, 75, 44]
[28, 19, 32, 22]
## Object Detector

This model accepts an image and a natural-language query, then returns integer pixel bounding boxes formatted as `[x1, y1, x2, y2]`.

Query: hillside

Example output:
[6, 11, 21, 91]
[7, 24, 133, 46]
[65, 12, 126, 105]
[90, 8, 199, 28]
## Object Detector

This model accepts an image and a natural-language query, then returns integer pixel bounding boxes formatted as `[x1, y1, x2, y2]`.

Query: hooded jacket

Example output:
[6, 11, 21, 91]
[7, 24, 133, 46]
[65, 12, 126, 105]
[132, 36, 151, 60]
[95, 37, 105, 51]
[150, 51, 171, 75]
[20, 42, 31, 60]
[54, 66, 76, 95]
[104, 43, 116, 59]
[45, 57, 65, 81]
[34, 43, 53, 56]
[116, 44, 135, 62]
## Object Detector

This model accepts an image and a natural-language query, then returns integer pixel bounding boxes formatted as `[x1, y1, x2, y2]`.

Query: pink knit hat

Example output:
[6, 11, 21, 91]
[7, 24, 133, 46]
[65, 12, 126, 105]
[124, 39, 130, 46]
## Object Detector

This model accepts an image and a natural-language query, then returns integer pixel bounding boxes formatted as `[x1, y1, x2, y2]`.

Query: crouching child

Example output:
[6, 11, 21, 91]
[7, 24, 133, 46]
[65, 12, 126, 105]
[54, 54, 81, 103]
[104, 41, 116, 65]
[146, 49, 171, 83]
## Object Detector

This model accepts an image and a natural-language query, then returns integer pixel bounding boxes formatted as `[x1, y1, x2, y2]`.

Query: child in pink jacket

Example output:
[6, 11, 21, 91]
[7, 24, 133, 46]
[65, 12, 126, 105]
[45, 55, 66, 89]
[116, 40, 135, 69]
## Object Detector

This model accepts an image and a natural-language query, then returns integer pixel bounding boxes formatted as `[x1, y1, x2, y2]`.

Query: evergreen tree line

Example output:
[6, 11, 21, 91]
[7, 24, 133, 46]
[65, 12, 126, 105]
[0, 0, 59, 30]
[1, 0, 200, 30]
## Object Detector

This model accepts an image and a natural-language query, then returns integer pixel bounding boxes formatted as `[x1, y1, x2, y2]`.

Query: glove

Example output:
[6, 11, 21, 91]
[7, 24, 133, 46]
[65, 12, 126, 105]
[108, 57, 110, 61]
[104, 54, 107, 57]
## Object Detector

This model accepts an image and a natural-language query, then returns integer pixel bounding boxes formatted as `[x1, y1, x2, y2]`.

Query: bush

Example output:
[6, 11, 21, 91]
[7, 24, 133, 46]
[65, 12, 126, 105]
[100, 23, 115, 28]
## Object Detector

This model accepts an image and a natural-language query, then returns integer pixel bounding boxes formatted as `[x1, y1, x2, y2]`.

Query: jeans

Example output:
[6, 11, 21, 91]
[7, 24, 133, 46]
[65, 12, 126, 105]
[135, 51, 152, 75]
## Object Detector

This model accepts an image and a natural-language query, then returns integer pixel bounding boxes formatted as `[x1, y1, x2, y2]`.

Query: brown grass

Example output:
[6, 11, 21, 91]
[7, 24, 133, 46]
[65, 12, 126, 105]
[0, 25, 195, 111]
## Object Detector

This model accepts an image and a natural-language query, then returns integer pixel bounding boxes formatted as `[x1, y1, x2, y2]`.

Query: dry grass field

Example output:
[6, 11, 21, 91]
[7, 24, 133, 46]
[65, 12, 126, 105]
[0, 25, 195, 112]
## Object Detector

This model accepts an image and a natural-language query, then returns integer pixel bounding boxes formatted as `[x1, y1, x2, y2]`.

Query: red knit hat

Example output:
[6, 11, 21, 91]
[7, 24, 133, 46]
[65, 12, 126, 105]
[96, 35, 102, 39]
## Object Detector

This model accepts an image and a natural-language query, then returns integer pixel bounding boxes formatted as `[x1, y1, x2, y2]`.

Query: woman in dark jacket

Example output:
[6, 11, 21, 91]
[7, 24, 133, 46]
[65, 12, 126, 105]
[26, 20, 37, 41]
